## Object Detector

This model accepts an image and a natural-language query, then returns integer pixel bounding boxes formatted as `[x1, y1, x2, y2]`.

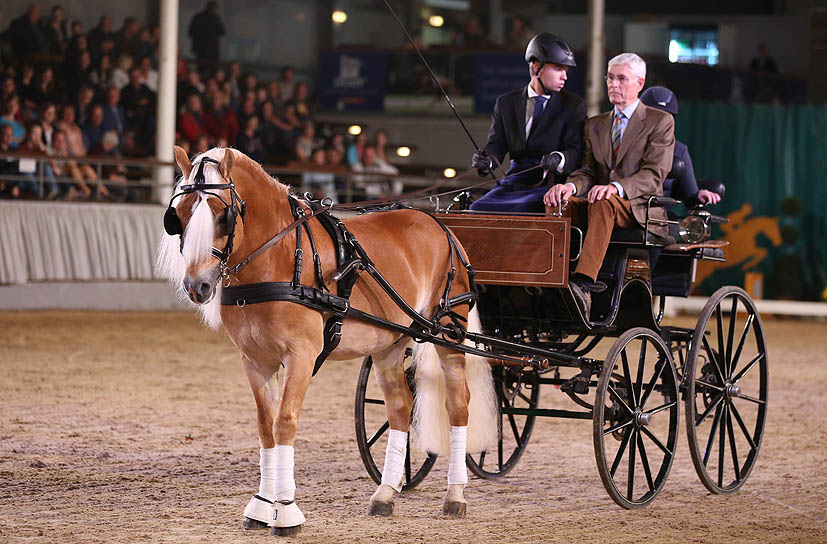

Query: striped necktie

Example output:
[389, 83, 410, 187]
[611, 111, 623, 160]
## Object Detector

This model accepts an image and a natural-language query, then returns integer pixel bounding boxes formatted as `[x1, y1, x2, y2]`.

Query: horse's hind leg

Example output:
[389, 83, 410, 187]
[240, 355, 279, 530]
[435, 345, 470, 518]
[367, 341, 414, 517]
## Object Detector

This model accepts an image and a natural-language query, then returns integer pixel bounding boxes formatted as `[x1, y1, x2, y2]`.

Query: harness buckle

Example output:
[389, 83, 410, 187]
[236, 298, 246, 308]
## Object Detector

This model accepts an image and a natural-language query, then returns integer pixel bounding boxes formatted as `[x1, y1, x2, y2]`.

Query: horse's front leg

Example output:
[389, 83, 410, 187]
[240, 355, 280, 530]
[367, 342, 414, 517]
[268, 347, 316, 536]
[436, 346, 470, 518]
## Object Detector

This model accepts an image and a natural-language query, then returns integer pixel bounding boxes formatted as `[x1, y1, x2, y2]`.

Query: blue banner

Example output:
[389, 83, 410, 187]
[318, 51, 387, 112]
[473, 53, 528, 114]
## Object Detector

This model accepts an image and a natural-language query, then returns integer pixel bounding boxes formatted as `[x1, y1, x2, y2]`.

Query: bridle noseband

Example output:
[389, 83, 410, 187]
[163, 156, 247, 271]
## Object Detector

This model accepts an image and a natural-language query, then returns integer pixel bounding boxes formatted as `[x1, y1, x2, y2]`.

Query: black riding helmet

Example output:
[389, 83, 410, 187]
[641, 86, 678, 115]
[525, 33, 576, 68]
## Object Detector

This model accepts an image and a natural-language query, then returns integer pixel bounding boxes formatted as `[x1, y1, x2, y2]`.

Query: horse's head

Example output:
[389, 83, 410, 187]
[159, 146, 245, 307]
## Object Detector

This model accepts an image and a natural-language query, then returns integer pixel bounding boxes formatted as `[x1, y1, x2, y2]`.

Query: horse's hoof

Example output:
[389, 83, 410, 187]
[442, 501, 467, 518]
[367, 500, 394, 517]
[241, 516, 270, 530]
[271, 525, 301, 537]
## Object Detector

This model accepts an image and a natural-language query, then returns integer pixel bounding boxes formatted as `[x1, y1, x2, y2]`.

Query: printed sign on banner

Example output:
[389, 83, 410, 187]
[318, 51, 387, 111]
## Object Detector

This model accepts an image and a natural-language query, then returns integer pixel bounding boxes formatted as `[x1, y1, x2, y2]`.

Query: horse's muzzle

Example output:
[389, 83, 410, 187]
[183, 274, 216, 304]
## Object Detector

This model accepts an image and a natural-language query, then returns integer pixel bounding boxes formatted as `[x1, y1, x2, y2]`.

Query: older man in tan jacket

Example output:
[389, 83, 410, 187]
[544, 52, 675, 320]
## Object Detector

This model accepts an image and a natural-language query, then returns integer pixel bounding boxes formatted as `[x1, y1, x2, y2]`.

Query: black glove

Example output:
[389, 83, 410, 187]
[540, 151, 563, 172]
[471, 149, 493, 176]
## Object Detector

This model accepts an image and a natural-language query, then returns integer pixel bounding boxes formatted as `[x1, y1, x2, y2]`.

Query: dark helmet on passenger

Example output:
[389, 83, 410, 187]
[641, 86, 678, 116]
[525, 33, 576, 68]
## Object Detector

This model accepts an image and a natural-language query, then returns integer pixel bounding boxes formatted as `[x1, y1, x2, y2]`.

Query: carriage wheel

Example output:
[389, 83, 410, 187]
[594, 327, 680, 509]
[466, 365, 539, 479]
[354, 355, 437, 491]
[685, 286, 768, 494]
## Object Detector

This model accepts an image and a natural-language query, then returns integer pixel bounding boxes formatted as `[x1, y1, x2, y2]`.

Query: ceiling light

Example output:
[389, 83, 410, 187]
[347, 125, 361, 136]
[443, 168, 456, 178]
[332, 10, 347, 24]
[396, 146, 411, 157]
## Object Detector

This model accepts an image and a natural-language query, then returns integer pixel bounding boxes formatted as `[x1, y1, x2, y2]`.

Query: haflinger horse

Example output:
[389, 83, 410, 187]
[156, 147, 497, 536]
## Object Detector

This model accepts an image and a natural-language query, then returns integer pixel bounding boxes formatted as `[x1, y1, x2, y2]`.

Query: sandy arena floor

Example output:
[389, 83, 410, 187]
[1, 311, 826, 543]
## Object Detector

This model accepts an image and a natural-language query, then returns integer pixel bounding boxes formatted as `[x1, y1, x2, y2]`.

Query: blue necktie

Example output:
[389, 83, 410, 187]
[533, 95, 547, 123]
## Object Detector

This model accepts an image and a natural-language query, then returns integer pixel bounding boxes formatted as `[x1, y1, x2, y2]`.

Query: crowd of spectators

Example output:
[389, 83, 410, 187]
[0, 3, 400, 203]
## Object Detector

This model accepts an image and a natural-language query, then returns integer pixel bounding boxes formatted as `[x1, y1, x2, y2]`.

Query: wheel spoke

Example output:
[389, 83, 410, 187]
[610, 426, 633, 477]
[367, 421, 390, 448]
[725, 297, 738, 376]
[607, 383, 634, 415]
[734, 393, 766, 405]
[730, 402, 757, 451]
[646, 400, 677, 416]
[365, 398, 385, 405]
[477, 449, 486, 470]
[730, 313, 755, 374]
[702, 403, 723, 466]
[718, 403, 727, 487]
[716, 302, 726, 377]
[702, 335, 726, 386]
[621, 349, 637, 407]
[635, 339, 647, 408]
[726, 403, 741, 482]
[627, 429, 637, 501]
[732, 352, 765, 384]
[639, 356, 667, 409]
[603, 417, 635, 437]
[640, 426, 672, 456]
[696, 379, 725, 392]
[695, 393, 724, 427]
[637, 431, 655, 492]
[405, 437, 412, 481]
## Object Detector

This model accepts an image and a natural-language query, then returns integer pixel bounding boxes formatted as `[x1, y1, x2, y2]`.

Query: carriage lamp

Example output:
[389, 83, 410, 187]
[396, 146, 411, 157]
[347, 125, 362, 136]
[679, 212, 711, 244]
[332, 10, 347, 24]
[443, 168, 456, 178]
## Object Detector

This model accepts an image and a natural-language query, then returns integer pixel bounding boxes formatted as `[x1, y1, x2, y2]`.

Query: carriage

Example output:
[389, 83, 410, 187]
[354, 187, 768, 509]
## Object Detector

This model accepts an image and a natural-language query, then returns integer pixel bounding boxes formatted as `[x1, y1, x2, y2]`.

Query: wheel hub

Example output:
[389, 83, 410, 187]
[634, 410, 652, 427]
[725, 383, 742, 398]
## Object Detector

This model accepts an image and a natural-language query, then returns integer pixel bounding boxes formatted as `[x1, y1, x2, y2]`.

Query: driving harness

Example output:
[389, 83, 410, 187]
[165, 157, 477, 377]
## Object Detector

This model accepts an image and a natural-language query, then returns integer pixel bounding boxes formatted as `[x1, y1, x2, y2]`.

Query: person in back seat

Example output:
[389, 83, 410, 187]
[544, 53, 674, 320]
[640, 85, 721, 208]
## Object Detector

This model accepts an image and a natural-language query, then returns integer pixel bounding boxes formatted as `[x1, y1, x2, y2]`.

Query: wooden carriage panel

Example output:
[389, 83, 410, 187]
[438, 213, 570, 287]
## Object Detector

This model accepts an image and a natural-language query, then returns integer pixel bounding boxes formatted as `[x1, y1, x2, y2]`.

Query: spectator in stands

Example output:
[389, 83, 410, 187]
[74, 85, 94, 126]
[203, 91, 239, 146]
[0, 125, 21, 197]
[19, 123, 60, 199]
[236, 115, 263, 162]
[295, 121, 316, 162]
[98, 130, 127, 201]
[178, 68, 205, 102]
[1, 76, 17, 103]
[194, 134, 210, 154]
[178, 93, 205, 143]
[134, 27, 155, 62]
[373, 129, 390, 163]
[302, 147, 338, 203]
[65, 21, 87, 61]
[188, 1, 225, 72]
[87, 15, 116, 64]
[227, 60, 242, 106]
[82, 104, 105, 152]
[257, 100, 283, 161]
[452, 15, 488, 48]
[67, 50, 94, 100]
[117, 17, 141, 59]
[237, 93, 258, 127]
[279, 66, 296, 100]
[138, 56, 158, 92]
[507, 16, 533, 50]
[111, 53, 132, 90]
[289, 82, 311, 124]
[6, 4, 47, 62]
[121, 66, 155, 146]
[56, 104, 96, 186]
[345, 132, 366, 168]
[89, 54, 114, 90]
[267, 80, 284, 113]
[749, 43, 778, 74]
[352, 144, 400, 197]
[242, 72, 257, 97]
[0, 96, 26, 147]
[42, 5, 67, 55]
[101, 86, 126, 138]
[18, 63, 37, 110]
[51, 128, 93, 200]
[39, 102, 57, 151]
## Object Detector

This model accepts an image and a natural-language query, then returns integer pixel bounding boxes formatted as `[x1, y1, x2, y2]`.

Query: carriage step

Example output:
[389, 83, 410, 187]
[560, 365, 594, 395]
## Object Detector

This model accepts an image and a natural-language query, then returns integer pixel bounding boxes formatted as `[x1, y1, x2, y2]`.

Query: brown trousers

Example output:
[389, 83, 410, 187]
[560, 195, 637, 281]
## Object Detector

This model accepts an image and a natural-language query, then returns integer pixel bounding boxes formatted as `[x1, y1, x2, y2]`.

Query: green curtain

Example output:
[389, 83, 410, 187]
[676, 103, 827, 300]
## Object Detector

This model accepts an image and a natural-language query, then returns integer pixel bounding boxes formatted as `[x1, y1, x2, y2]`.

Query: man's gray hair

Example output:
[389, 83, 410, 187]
[608, 53, 646, 80]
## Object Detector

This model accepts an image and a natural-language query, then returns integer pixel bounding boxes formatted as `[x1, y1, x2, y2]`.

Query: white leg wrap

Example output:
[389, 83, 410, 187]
[380, 429, 408, 493]
[447, 426, 468, 485]
[258, 447, 277, 502]
[275, 445, 296, 502]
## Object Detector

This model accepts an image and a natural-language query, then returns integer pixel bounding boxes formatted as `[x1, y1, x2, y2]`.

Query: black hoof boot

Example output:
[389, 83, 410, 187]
[241, 517, 270, 530]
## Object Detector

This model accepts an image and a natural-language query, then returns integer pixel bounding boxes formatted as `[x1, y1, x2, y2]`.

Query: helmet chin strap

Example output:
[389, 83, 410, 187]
[533, 64, 553, 95]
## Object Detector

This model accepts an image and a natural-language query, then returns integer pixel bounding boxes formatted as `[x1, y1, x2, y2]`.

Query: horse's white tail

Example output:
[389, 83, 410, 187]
[411, 307, 497, 455]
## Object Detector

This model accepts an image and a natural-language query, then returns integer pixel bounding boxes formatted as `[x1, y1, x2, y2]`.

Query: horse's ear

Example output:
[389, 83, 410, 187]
[218, 148, 234, 180]
[173, 145, 193, 180]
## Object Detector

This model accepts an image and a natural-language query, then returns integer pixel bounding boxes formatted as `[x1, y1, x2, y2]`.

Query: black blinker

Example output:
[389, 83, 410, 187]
[164, 207, 183, 236]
